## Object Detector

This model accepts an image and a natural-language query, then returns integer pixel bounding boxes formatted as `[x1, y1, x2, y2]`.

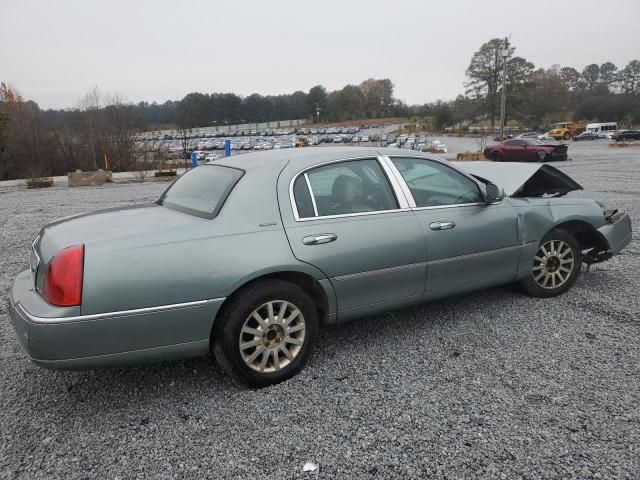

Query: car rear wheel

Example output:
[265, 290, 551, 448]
[490, 151, 503, 162]
[520, 228, 582, 298]
[212, 279, 318, 388]
[563, 132, 571, 140]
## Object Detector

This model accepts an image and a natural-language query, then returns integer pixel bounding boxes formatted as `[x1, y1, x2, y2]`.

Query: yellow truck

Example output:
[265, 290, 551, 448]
[546, 122, 586, 141]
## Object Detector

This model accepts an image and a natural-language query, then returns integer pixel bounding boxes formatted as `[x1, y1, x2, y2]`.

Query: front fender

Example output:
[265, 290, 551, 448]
[511, 197, 606, 245]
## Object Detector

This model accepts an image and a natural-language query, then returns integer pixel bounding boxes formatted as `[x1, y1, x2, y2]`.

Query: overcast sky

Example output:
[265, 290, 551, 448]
[1, 0, 638, 110]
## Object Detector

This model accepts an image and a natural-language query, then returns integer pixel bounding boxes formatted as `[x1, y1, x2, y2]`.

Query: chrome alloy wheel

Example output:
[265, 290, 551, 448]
[239, 300, 306, 373]
[532, 240, 575, 289]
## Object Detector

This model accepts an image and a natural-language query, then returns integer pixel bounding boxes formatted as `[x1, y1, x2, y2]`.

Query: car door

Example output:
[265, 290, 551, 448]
[279, 156, 426, 317]
[505, 139, 527, 161]
[384, 156, 521, 298]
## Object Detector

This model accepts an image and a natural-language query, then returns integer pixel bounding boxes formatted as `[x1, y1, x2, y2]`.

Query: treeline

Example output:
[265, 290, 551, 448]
[138, 78, 396, 129]
[420, 38, 640, 131]
[0, 85, 139, 180]
[2, 39, 640, 180]
[0, 78, 400, 180]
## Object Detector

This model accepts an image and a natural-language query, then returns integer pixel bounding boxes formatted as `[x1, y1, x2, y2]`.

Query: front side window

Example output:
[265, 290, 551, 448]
[390, 157, 484, 207]
[293, 158, 398, 218]
[159, 165, 243, 218]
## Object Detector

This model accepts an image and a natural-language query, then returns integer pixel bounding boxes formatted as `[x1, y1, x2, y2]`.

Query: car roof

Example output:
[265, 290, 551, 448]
[214, 146, 427, 172]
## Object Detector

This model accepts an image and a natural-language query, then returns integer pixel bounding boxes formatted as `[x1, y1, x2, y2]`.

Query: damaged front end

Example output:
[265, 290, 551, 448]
[453, 161, 633, 268]
[583, 207, 632, 268]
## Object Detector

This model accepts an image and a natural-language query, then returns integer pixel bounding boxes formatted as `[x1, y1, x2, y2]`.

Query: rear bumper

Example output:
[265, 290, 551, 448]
[8, 270, 223, 369]
[550, 150, 568, 160]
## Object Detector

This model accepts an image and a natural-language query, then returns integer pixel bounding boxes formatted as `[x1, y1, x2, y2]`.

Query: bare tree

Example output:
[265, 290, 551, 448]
[0, 83, 45, 180]
[75, 88, 139, 172]
[78, 86, 102, 170]
[176, 99, 196, 167]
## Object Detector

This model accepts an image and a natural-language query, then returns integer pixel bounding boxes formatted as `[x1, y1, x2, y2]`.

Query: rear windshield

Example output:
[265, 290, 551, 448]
[159, 165, 244, 218]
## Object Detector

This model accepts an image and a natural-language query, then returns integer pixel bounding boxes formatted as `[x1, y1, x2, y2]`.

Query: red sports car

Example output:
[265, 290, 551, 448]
[484, 138, 568, 162]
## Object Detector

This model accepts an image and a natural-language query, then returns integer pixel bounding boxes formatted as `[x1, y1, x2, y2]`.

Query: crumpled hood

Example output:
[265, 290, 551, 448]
[452, 161, 583, 197]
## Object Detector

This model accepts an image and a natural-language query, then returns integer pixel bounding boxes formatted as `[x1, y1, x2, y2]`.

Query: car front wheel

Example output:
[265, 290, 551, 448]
[490, 151, 503, 162]
[520, 229, 582, 298]
[213, 279, 318, 388]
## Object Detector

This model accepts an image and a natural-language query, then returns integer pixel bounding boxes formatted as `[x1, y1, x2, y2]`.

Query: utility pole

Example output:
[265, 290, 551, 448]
[499, 37, 510, 142]
[315, 103, 321, 124]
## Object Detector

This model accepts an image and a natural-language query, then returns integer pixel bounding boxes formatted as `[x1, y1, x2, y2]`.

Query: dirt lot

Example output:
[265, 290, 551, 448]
[1, 141, 638, 479]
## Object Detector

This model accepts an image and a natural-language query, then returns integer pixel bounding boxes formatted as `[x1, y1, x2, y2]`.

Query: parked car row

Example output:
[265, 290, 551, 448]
[612, 130, 640, 141]
[572, 132, 599, 141]
[143, 127, 401, 156]
[166, 132, 448, 159]
[137, 124, 383, 142]
[497, 125, 637, 142]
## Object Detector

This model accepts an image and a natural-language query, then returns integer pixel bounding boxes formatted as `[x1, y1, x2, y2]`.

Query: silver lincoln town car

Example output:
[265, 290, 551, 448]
[8, 147, 632, 387]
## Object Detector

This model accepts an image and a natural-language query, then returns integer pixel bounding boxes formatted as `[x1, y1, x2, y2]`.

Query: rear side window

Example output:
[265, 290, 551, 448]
[293, 158, 398, 219]
[159, 165, 244, 219]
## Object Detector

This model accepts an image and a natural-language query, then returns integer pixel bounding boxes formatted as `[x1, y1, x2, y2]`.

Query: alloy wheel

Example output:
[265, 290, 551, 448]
[239, 300, 306, 373]
[532, 240, 575, 289]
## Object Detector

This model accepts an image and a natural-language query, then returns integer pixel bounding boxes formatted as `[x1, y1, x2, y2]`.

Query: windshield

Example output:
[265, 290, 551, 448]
[524, 138, 544, 145]
[159, 165, 244, 218]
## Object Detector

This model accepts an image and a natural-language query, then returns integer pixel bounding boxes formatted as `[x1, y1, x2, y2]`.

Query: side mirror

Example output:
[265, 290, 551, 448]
[485, 183, 505, 203]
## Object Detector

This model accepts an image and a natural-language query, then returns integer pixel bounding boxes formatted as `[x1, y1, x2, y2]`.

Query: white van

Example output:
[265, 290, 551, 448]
[586, 122, 617, 138]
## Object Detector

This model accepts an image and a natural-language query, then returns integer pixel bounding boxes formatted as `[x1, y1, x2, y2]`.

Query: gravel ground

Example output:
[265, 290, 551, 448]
[1, 142, 638, 479]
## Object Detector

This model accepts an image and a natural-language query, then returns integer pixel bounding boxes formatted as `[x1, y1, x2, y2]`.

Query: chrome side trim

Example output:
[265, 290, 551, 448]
[427, 242, 536, 265]
[411, 202, 486, 212]
[332, 242, 536, 281]
[16, 298, 220, 324]
[304, 173, 319, 217]
[334, 261, 427, 282]
[293, 207, 411, 223]
[380, 155, 416, 208]
[30, 235, 41, 290]
[377, 155, 410, 209]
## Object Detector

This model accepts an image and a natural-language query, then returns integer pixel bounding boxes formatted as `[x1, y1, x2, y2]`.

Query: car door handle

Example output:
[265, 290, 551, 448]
[302, 233, 337, 245]
[429, 221, 456, 231]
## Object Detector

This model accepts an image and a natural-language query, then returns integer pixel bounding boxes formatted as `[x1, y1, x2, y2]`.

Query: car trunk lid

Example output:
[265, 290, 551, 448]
[32, 203, 205, 292]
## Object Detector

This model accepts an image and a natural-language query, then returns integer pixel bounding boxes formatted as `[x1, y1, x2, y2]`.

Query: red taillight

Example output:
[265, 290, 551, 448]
[43, 245, 84, 307]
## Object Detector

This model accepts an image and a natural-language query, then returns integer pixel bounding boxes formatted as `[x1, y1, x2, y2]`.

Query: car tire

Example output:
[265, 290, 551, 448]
[520, 228, 582, 298]
[490, 151, 503, 162]
[536, 150, 547, 162]
[563, 132, 571, 140]
[212, 279, 318, 388]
